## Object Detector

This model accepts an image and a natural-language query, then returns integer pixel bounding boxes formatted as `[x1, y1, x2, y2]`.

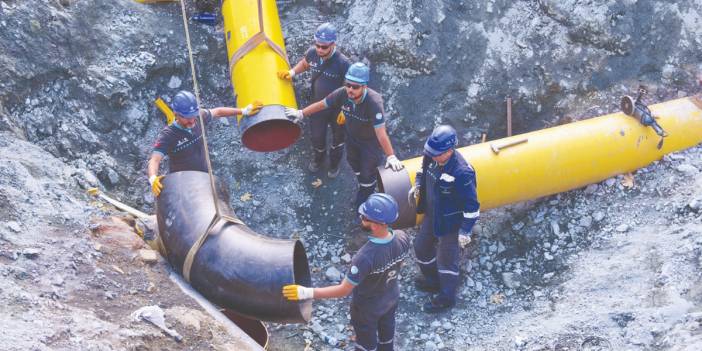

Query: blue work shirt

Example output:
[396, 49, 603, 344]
[416, 151, 480, 236]
[345, 229, 411, 308]
[151, 109, 212, 173]
[325, 87, 386, 145]
[304, 47, 351, 101]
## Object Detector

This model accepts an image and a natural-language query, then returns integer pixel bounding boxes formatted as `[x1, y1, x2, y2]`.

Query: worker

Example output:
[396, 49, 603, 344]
[147, 90, 262, 196]
[411, 125, 480, 313]
[282, 193, 411, 351]
[284, 62, 404, 208]
[278, 22, 351, 178]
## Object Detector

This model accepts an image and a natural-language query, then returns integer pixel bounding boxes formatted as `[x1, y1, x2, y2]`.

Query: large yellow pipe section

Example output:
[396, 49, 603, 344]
[380, 96, 702, 228]
[221, 0, 300, 152]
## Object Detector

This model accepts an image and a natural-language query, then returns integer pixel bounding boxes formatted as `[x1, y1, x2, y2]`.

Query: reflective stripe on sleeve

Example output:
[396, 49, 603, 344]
[463, 210, 480, 219]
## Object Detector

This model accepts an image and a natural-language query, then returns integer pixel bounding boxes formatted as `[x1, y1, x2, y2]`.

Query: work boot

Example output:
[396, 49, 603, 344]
[328, 143, 344, 178]
[327, 164, 341, 178]
[308, 159, 321, 172]
[423, 296, 455, 314]
[415, 276, 440, 293]
[308, 150, 325, 172]
[354, 187, 374, 209]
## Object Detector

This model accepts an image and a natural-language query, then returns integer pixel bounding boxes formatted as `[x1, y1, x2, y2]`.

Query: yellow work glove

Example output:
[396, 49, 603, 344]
[149, 175, 164, 197]
[336, 111, 346, 125]
[282, 284, 314, 301]
[277, 69, 295, 81]
[241, 101, 263, 117]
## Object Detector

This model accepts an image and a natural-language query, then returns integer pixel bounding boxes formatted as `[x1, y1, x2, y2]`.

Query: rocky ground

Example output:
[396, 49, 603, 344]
[1, 0, 702, 350]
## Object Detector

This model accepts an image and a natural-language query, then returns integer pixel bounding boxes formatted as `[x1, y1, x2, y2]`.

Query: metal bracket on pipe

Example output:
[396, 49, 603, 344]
[490, 137, 528, 154]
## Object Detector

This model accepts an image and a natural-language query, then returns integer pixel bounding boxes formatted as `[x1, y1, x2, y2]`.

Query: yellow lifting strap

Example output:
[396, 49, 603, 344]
[176, 0, 244, 283]
[228, 0, 290, 75]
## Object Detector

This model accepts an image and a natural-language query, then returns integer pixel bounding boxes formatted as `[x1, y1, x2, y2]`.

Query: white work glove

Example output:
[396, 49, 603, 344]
[385, 155, 404, 172]
[282, 284, 314, 301]
[284, 107, 304, 124]
[408, 184, 420, 205]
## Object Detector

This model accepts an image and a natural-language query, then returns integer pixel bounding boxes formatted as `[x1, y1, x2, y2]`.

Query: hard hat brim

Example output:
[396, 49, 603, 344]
[344, 75, 367, 85]
[314, 38, 335, 45]
[423, 142, 446, 157]
[177, 110, 200, 119]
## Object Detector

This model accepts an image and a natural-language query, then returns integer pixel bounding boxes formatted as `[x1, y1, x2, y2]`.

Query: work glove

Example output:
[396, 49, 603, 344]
[149, 175, 164, 197]
[336, 111, 346, 125]
[385, 155, 404, 172]
[408, 184, 420, 205]
[277, 69, 295, 81]
[282, 284, 314, 301]
[241, 100, 263, 117]
[284, 107, 304, 124]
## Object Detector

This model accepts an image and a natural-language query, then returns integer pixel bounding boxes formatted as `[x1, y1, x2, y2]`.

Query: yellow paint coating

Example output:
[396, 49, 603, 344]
[403, 97, 702, 213]
[154, 97, 175, 125]
[221, 0, 297, 123]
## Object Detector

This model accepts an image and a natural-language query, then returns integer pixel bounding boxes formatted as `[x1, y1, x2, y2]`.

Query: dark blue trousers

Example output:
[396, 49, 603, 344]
[309, 108, 345, 168]
[351, 300, 397, 351]
[413, 218, 460, 305]
[346, 139, 383, 208]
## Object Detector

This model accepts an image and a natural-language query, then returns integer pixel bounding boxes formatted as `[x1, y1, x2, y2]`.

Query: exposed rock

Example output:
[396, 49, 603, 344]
[325, 266, 343, 282]
[21, 248, 41, 259]
[138, 249, 159, 263]
[616, 224, 629, 233]
[677, 164, 699, 175]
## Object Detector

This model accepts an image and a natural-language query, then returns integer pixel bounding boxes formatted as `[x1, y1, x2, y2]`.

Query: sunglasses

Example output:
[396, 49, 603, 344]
[345, 82, 363, 90]
[315, 43, 330, 50]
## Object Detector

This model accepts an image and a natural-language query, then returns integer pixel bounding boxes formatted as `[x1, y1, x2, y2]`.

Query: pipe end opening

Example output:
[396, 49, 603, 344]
[293, 240, 313, 321]
[241, 119, 301, 152]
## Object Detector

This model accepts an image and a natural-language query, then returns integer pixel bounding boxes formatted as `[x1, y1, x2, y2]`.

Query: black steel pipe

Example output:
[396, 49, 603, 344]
[156, 171, 312, 323]
[376, 166, 418, 229]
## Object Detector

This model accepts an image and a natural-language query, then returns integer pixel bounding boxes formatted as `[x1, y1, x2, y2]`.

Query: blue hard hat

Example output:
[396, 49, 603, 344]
[314, 23, 337, 44]
[172, 91, 199, 119]
[358, 193, 399, 225]
[345, 62, 370, 85]
[424, 125, 457, 157]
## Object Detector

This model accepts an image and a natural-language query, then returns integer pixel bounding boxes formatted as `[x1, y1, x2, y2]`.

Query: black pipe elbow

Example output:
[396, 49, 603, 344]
[377, 166, 417, 229]
[156, 171, 312, 323]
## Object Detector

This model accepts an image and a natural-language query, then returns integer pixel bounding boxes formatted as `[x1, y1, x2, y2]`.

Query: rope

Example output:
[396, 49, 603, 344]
[177, 0, 243, 283]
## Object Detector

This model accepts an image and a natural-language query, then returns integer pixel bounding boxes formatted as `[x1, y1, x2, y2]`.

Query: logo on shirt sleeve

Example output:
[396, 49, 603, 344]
[375, 113, 383, 120]
[351, 266, 359, 274]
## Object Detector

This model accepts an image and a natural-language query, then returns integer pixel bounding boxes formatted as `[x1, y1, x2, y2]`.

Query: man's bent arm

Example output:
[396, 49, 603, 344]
[301, 100, 328, 117]
[374, 125, 396, 157]
[147, 153, 163, 178]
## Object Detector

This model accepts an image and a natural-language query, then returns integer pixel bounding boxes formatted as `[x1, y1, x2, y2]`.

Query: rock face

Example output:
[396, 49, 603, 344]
[1, 0, 702, 350]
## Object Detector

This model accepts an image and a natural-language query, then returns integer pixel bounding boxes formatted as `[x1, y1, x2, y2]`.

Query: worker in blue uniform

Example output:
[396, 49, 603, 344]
[282, 193, 411, 351]
[278, 23, 351, 177]
[147, 90, 261, 196]
[284, 62, 404, 208]
[411, 125, 480, 313]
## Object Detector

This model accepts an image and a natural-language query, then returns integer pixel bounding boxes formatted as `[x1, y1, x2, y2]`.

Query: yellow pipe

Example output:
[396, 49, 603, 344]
[221, 0, 300, 152]
[379, 96, 702, 228]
